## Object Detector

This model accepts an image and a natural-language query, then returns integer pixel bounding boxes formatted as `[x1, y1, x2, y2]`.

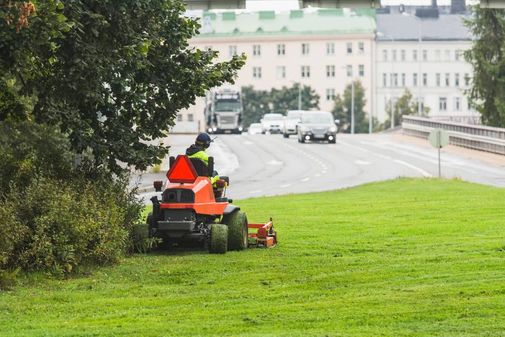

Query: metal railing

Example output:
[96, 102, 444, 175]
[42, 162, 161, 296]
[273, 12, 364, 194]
[402, 116, 505, 155]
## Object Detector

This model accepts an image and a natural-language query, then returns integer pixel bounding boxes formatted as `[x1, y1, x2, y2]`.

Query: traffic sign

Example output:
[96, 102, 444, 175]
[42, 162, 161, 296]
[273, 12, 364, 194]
[429, 128, 449, 149]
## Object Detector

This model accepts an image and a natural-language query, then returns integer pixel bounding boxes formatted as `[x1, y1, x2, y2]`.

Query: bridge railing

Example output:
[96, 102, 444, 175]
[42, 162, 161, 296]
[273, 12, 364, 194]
[402, 116, 505, 155]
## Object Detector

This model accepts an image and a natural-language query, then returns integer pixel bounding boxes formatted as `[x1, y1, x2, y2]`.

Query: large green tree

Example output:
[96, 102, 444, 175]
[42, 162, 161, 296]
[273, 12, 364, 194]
[1, 0, 245, 173]
[464, 6, 505, 127]
[241, 85, 271, 127]
[332, 81, 369, 133]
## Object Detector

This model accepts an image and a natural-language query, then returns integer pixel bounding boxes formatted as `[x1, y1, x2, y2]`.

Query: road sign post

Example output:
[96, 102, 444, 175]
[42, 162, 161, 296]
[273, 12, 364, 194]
[428, 128, 449, 178]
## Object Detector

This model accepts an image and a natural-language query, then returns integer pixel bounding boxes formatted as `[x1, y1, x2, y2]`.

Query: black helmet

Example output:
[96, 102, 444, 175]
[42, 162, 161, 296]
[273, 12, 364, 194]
[195, 132, 212, 149]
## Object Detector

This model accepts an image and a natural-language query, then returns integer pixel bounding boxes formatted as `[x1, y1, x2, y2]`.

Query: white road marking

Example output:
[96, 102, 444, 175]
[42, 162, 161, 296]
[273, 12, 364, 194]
[394, 159, 433, 177]
[249, 190, 262, 194]
[267, 160, 283, 166]
[339, 140, 370, 153]
[315, 174, 321, 177]
[280, 183, 291, 188]
[373, 153, 393, 160]
[243, 141, 253, 145]
[301, 177, 310, 182]
[355, 160, 371, 166]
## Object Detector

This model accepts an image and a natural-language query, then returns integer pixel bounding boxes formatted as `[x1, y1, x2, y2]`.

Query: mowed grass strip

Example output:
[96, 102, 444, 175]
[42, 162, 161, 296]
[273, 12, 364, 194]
[1, 178, 505, 337]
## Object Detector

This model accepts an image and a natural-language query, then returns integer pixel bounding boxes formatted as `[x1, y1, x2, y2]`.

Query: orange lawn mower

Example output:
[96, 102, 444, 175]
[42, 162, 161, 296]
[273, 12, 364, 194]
[147, 155, 277, 253]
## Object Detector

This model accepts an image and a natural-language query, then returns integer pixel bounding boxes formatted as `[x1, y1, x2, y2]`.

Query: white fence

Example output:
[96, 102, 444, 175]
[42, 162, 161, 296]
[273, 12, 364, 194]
[402, 116, 505, 155]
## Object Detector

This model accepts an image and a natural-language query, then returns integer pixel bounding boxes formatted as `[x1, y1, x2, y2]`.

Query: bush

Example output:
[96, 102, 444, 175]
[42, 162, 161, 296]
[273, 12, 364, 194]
[0, 121, 147, 288]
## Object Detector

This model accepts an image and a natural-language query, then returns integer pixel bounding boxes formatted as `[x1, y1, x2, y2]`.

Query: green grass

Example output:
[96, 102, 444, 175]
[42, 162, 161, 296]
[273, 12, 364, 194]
[2, 178, 505, 336]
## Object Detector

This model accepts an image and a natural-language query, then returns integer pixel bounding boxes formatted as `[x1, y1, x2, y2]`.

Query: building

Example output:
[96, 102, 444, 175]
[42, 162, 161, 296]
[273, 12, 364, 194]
[175, 8, 376, 132]
[376, 4, 479, 124]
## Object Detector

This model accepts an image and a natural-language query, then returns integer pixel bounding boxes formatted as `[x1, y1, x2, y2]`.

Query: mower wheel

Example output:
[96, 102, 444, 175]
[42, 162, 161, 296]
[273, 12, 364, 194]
[223, 211, 248, 251]
[209, 224, 228, 254]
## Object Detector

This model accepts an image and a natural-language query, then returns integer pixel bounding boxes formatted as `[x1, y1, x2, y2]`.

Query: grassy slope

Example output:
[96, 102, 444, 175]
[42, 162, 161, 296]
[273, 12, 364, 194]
[1, 178, 505, 337]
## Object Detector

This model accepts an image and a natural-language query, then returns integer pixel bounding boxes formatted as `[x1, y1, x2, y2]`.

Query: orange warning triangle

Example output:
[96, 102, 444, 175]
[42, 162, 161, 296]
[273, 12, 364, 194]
[166, 155, 198, 183]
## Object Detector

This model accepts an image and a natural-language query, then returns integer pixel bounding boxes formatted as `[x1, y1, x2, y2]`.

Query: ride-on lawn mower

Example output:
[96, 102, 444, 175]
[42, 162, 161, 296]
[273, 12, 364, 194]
[147, 155, 277, 253]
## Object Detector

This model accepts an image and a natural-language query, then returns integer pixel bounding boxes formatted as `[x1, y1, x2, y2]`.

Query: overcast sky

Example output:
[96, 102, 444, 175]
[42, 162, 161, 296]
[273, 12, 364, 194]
[245, 0, 479, 10]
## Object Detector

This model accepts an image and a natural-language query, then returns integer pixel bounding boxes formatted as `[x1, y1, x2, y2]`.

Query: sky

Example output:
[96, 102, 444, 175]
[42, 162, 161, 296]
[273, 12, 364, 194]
[245, 0, 479, 10]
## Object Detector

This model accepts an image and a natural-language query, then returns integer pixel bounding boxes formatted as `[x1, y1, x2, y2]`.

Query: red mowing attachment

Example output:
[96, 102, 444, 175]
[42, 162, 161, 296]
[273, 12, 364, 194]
[248, 219, 277, 248]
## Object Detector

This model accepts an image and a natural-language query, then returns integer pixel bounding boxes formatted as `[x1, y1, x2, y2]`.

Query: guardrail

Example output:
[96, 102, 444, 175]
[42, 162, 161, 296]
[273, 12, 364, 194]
[402, 116, 505, 155]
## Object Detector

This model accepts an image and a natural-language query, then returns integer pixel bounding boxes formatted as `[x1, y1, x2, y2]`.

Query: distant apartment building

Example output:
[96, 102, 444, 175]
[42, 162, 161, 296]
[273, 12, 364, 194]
[376, 6, 479, 124]
[175, 8, 376, 132]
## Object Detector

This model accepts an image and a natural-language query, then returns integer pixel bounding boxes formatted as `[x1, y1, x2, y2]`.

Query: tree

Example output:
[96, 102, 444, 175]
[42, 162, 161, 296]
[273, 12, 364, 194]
[464, 6, 505, 127]
[270, 83, 320, 114]
[332, 81, 368, 133]
[1, 1, 245, 174]
[383, 89, 429, 129]
[241, 85, 271, 127]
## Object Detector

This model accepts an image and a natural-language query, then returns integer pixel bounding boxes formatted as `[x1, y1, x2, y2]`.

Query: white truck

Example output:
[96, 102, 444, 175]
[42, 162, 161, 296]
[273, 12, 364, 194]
[204, 87, 243, 134]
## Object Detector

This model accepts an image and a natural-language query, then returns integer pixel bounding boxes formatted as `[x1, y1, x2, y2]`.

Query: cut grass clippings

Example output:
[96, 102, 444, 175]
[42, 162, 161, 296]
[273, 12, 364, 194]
[1, 178, 505, 336]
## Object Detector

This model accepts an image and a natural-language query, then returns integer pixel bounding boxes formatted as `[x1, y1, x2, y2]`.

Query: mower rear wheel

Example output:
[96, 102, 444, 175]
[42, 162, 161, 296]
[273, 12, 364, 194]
[209, 224, 228, 254]
[223, 211, 248, 251]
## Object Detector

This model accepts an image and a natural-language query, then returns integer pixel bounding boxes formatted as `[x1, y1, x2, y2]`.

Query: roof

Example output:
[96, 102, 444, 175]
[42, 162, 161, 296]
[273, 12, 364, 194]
[376, 13, 472, 41]
[196, 8, 376, 38]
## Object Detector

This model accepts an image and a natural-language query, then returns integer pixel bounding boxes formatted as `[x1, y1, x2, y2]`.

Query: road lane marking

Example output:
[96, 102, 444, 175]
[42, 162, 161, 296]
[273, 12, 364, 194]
[243, 141, 253, 145]
[394, 159, 432, 177]
[280, 183, 291, 188]
[267, 160, 283, 166]
[301, 177, 310, 182]
[373, 153, 393, 160]
[339, 140, 370, 152]
[355, 160, 371, 166]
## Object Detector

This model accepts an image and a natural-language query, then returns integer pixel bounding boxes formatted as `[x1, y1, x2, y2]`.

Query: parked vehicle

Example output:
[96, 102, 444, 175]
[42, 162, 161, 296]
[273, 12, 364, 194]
[248, 123, 263, 135]
[297, 111, 338, 144]
[205, 87, 243, 134]
[282, 110, 303, 138]
[260, 113, 284, 134]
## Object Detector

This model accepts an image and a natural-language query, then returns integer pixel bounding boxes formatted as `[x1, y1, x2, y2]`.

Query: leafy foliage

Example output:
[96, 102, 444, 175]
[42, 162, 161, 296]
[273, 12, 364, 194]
[241, 83, 320, 127]
[383, 89, 429, 129]
[464, 7, 505, 127]
[0, 0, 245, 173]
[332, 81, 370, 133]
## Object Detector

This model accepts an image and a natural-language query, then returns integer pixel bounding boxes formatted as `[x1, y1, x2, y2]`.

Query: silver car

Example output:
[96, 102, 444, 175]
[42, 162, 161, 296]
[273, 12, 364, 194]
[282, 110, 303, 138]
[297, 111, 338, 144]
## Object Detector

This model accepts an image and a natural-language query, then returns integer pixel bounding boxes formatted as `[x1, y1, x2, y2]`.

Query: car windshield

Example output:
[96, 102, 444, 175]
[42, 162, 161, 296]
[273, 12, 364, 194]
[301, 113, 333, 124]
[215, 100, 241, 112]
[263, 114, 283, 120]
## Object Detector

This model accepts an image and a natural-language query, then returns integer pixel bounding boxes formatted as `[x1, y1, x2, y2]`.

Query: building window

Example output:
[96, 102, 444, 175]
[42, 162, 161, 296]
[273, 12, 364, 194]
[445, 73, 450, 87]
[346, 65, 353, 77]
[359, 65, 364, 77]
[326, 65, 335, 78]
[445, 49, 451, 61]
[392, 49, 397, 61]
[188, 114, 194, 122]
[382, 49, 388, 61]
[435, 50, 441, 61]
[454, 97, 461, 111]
[439, 97, 447, 111]
[413, 73, 418, 86]
[417, 97, 425, 112]
[401, 73, 406, 87]
[276, 66, 286, 79]
[302, 43, 310, 55]
[455, 73, 460, 86]
[383, 73, 387, 87]
[326, 43, 335, 55]
[464, 73, 470, 86]
[253, 44, 261, 56]
[392, 73, 398, 87]
[177, 114, 183, 122]
[423, 73, 428, 86]
[253, 67, 262, 79]
[277, 44, 285, 55]
[358, 42, 364, 54]
[347, 42, 353, 54]
[326, 88, 335, 101]
[422, 50, 428, 61]
[401, 49, 406, 61]
[436, 73, 441, 87]
[229, 45, 237, 57]
[413, 50, 418, 61]
[301, 65, 310, 78]
[455, 49, 461, 61]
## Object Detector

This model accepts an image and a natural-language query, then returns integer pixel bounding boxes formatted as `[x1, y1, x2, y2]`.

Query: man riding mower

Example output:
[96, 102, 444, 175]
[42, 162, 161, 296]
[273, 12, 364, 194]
[147, 134, 277, 254]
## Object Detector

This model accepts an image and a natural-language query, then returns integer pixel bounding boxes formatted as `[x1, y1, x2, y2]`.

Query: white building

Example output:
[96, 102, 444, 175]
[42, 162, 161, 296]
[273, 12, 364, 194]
[376, 10, 479, 124]
[175, 8, 376, 132]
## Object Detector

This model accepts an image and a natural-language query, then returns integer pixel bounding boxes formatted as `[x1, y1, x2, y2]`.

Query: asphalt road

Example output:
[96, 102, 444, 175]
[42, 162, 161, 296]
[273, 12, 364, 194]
[135, 132, 505, 202]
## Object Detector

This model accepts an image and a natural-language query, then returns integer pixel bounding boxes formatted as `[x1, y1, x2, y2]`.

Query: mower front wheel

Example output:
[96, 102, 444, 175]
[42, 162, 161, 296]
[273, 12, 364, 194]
[223, 211, 248, 251]
[209, 224, 228, 254]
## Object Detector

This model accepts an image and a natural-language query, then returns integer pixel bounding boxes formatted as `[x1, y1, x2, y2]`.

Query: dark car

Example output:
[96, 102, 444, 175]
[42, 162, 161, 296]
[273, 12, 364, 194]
[297, 111, 338, 144]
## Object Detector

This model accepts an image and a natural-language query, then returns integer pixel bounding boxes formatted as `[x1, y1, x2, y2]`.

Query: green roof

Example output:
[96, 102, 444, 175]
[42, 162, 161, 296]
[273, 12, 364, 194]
[197, 8, 376, 38]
